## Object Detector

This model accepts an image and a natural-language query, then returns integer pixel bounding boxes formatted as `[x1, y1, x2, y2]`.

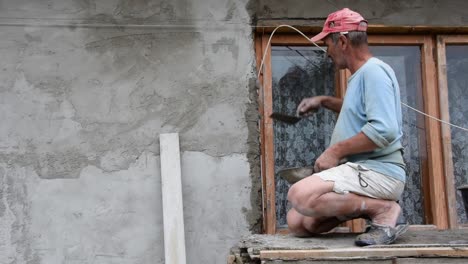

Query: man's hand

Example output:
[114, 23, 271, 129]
[296, 97, 322, 116]
[314, 148, 340, 172]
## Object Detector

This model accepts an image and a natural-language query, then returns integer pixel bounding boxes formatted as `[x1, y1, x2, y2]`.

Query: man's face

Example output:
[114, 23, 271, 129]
[324, 35, 346, 70]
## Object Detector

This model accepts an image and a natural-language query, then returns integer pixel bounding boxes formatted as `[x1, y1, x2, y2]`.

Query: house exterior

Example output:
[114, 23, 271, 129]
[0, 1, 467, 263]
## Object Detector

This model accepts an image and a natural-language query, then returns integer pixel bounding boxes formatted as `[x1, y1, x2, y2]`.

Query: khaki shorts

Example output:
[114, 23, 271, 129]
[314, 162, 405, 201]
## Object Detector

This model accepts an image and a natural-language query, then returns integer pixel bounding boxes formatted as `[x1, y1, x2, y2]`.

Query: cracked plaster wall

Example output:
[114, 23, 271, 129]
[0, 0, 260, 263]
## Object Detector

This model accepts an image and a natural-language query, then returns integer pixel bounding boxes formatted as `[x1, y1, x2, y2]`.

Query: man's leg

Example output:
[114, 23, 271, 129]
[287, 175, 401, 228]
[287, 208, 343, 236]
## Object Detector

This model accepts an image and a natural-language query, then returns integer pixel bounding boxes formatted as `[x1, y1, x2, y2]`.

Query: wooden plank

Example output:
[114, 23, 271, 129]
[269, 34, 319, 45]
[408, 225, 437, 231]
[262, 35, 276, 234]
[263, 260, 394, 264]
[267, 34, 427, 46]
[411, 45, 432, 225]
[396, 258, 468, 264]
[368, 35, 426, 45]
[276, 226, 351, 235]
[256, 32, 268, 234]
[421, 36, 448, 229]
[436, 35, 468, 44]
[437, 35, 459, 229]
[160, 133, 187, 264]
[255, 23, 468, 35]
[260, 247, 468, 260]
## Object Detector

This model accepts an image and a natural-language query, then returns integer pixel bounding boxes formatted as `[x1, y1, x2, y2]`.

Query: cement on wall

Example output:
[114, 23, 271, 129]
[0, 0, 261, 263]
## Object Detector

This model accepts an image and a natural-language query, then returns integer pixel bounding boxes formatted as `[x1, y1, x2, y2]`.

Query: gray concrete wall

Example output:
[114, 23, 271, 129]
[2, 0, 468, 263]
[0, 0, 260, 263]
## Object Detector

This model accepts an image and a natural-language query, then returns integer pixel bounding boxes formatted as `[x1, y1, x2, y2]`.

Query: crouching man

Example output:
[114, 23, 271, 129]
[287, 8, 408, 246]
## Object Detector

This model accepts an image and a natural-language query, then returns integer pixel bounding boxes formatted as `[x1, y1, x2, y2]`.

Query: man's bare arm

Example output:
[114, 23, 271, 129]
[297, 96, 343, 115]
[314, 132, 378, 172]
[320, 96, 343, 113]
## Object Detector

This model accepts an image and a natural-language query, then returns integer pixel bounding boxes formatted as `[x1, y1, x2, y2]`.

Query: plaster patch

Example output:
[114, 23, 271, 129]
[35, 149, 90, 179]
[99, 148, 139, 172]
[211, 37, 239, 59]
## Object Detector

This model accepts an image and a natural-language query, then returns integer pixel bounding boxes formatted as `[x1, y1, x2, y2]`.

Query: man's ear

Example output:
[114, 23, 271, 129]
[339, 35, 348, 50]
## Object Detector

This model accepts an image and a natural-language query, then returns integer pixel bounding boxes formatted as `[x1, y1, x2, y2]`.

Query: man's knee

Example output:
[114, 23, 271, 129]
[287, 176, 328, 212]
[287, 182, 300, 206]
[287, 210, 311, 237]
[288, 181, 312, 205]
[287, 209, 300, 230]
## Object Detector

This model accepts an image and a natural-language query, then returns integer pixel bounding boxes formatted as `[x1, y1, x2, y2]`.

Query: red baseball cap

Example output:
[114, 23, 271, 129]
[310, 8, 368, 42]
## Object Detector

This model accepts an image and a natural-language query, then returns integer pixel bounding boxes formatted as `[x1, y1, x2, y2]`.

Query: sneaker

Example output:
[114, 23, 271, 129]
[355, 222, 409, 246]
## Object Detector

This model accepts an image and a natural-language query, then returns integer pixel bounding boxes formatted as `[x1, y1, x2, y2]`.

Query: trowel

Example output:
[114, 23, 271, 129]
[270, 112, 302, 124]
[277, 166, 314, 184]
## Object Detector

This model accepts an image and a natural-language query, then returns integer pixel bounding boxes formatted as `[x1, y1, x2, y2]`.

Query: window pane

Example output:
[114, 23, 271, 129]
[271, 46, 336, 227]
[370, 46, 426, 224]
[446, 45, 468, 224]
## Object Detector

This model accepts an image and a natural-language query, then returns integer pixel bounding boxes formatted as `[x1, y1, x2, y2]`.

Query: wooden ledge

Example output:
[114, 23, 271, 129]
[260, 247, 468, 260]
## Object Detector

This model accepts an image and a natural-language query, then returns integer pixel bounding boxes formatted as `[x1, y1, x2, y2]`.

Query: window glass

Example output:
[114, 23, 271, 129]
[371, 46, 426, 224]
[271, 46, 336, 227]
[446, 45, 468, 224]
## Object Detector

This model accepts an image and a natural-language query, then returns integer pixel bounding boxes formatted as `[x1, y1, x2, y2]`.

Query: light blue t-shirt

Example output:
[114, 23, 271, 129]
[330, 57, 406, 182]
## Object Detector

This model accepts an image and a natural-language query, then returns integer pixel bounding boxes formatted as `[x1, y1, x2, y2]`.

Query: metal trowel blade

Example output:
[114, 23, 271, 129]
[270, 112, 302, 124]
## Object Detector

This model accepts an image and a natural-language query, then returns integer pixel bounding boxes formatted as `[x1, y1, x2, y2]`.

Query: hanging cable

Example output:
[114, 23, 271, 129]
[257, 25, 326, 80]
[401, 102, 468, 132]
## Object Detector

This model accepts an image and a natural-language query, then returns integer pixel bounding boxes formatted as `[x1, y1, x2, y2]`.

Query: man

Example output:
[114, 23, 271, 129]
[287, 8, 407, 246]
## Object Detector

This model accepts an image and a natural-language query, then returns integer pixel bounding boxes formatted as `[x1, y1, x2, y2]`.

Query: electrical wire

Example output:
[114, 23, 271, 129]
[257, 24, 468, 132]
[401, 102, 468, 132]
[257, 24, 326, 80]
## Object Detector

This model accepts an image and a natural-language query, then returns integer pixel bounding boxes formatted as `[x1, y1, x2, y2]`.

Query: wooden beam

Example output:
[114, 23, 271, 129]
[160, 133, 187, 264]
[260, 247, 468, 260]
[261, 35, 276, 234]
[255, 22, 468, 35]
[437, 35, 459, 229]
[264, 34, 429, 47]
[256, 32, 268, 234]
[421, 36, 448, 229]
[408, 224, 437, 231]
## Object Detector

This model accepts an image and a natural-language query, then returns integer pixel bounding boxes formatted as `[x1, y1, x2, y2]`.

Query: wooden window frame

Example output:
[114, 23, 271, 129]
[437, 35, 468, 229]
[256, 33, 448, 234]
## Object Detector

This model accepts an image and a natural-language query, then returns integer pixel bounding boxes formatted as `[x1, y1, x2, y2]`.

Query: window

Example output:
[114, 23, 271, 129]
[437, 36, 468, 227]
[256, 32, 466, 234]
